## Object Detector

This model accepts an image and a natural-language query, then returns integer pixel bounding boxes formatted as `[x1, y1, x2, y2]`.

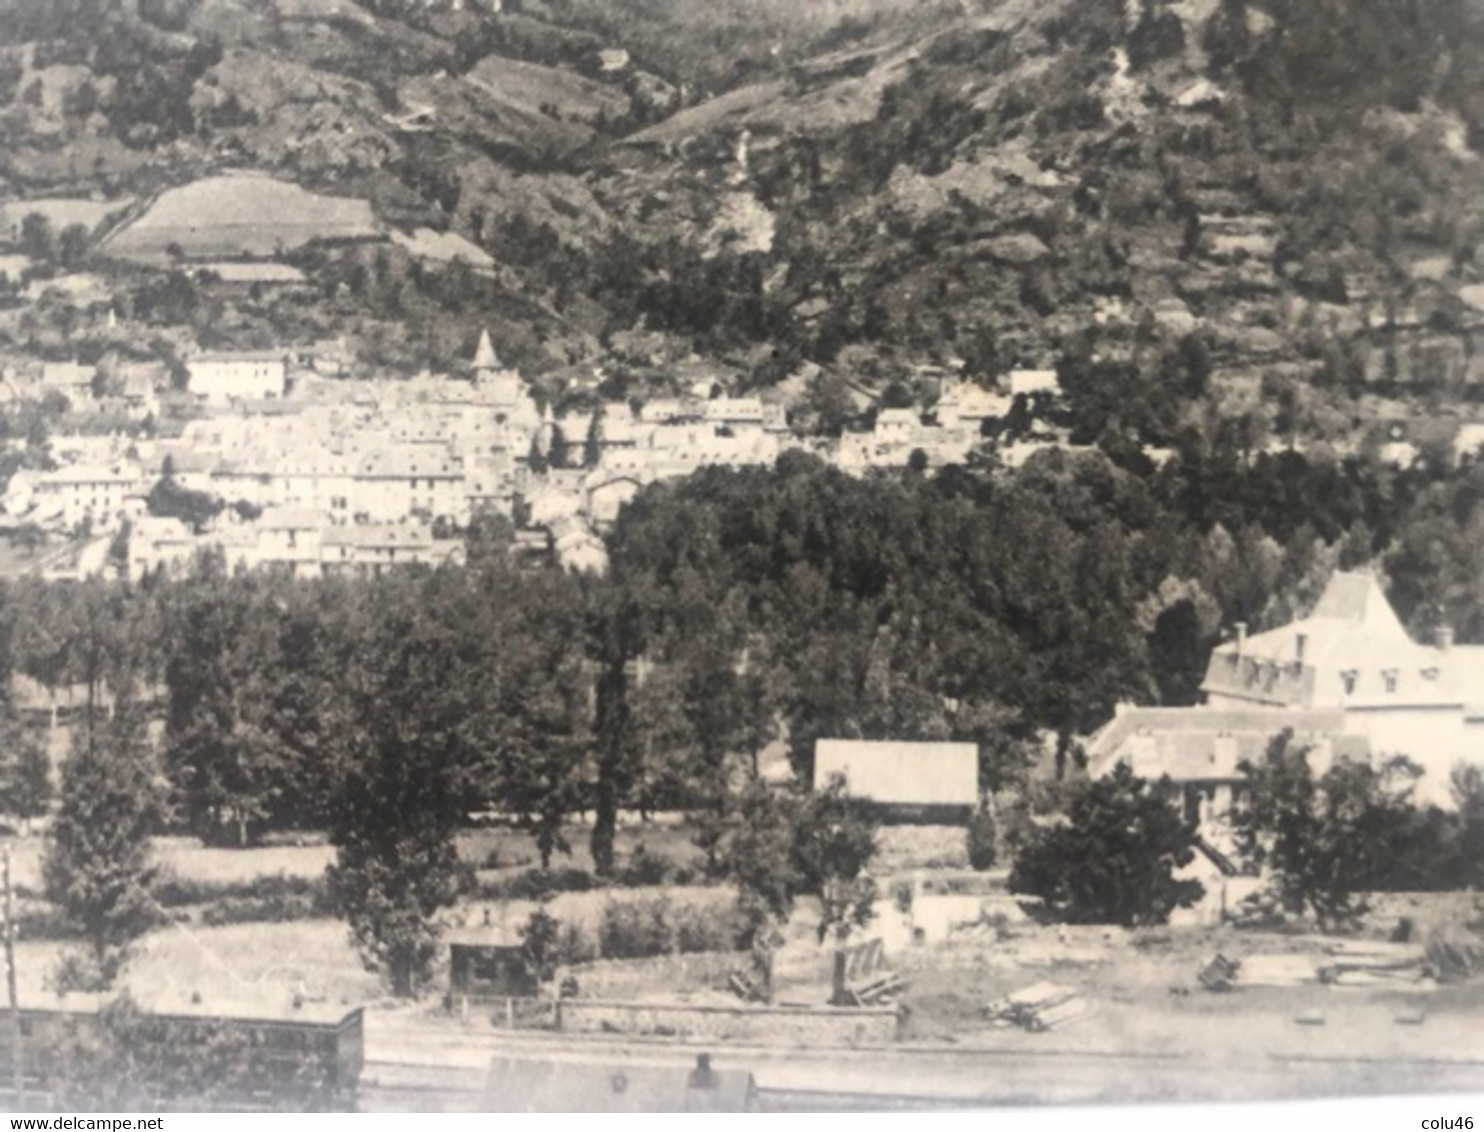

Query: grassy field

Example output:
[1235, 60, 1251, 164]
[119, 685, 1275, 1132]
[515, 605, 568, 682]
[467, 55, 628, 127]
[11, 918, 379, 1013]
[103, 173, 378, 262]
[7, 816, 1482, 1073]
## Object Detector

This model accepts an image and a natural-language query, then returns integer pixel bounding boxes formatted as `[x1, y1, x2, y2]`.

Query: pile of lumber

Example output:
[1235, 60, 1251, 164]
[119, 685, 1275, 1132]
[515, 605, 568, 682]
[1197, 952, 1318, 989]
[726, 969, 767, 1003]
[844, 969, 907, 1006]
[1424, 925, 1484, 984]
[1237, 954, 1321, 987]
[985, 982, 1093, 1032]
[1319, 941, 1431, 987]
[1197, 954, 1239, 991]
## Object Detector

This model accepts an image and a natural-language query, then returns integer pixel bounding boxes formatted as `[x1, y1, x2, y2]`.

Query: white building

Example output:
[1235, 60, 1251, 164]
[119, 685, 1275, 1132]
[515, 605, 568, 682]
[1092, 570, 1484, 847]
[34, 462, 140, 530]
[188, 351, 289, 404]
[353, 446, 467, 525]
[1200, 570, 1484, 808]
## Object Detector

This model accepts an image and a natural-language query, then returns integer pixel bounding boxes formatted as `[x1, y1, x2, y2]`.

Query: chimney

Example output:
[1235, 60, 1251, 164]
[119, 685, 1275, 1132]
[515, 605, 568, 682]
[1437, 625, 1454, 652]
[1234, 622, 1247, 658]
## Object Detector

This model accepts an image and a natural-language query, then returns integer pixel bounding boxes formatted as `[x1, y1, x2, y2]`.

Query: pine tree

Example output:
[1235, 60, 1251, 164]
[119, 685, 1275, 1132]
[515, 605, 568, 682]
[44, 701, 163, 989]
[583, 407, 604, 469]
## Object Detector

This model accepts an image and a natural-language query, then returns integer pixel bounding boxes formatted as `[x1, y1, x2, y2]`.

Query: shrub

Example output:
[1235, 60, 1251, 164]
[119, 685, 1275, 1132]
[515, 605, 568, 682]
[966, 806, 997, 870]
[467, 867, 596, 901]
[616, 843, 673, 887]
[200, 892, 326, 927]
[558, 922, 598, 965]
[672, 903, 741, 954]
[1009, 764, 1204, 926]
[153, 874, 326, 908]
[597, 897, 675, 960]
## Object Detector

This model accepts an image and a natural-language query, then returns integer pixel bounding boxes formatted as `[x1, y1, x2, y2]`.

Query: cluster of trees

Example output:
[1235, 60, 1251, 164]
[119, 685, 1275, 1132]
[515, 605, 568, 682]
[1011, 729, 1484, 930]
[7, 434, 1484, 989]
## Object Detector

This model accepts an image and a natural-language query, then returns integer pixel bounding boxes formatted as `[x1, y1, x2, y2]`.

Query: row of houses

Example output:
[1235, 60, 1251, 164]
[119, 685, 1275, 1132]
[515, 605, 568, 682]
[126, 512, 462, 581]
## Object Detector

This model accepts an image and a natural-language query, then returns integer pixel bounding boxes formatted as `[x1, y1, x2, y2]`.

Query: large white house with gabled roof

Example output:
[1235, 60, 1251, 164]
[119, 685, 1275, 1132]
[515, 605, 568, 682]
[1093, 570, 1484, 827]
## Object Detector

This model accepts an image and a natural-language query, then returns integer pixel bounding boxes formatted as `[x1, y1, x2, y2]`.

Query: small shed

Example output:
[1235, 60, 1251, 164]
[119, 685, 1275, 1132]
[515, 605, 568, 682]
[448, 932, 538, 999]
[813, 739, 978, 822]
[484, 1053, 755, 1112]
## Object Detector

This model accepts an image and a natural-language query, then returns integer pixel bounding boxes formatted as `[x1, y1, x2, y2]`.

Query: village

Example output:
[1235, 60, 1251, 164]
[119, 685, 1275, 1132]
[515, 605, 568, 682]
[2, 0, 1484, 1115]
[0, 323, 1086, 582]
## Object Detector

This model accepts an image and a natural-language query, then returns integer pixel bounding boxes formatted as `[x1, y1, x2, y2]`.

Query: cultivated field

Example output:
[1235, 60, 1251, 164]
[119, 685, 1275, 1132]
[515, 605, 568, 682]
[102, 173, 379, 262]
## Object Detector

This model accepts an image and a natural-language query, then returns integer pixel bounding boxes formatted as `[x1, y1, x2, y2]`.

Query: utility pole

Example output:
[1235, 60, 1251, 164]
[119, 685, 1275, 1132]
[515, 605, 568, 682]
[4, 848, 22, 1109]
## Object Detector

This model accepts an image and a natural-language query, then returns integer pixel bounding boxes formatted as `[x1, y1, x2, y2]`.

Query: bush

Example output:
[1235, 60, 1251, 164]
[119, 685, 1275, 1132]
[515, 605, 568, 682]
[467, 867, 596, 901]
[672, 903, 741, 954]
[153, 874, 326, 908]
[597, 897, 675, 960]
[966, 806, 997, 870]
[558, 922, 598, 965]
[616, 843, 674, 887]
[200, 892, 327, 927]
[1009, 764, 1204, 926]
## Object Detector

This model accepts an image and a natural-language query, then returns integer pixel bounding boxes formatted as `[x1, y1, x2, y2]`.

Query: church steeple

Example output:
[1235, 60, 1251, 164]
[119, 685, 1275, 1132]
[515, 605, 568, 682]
[472, 328, 498, 375]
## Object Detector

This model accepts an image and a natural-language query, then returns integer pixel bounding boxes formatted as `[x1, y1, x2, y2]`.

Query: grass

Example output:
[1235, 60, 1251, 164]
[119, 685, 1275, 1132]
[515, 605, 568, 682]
[467, 55, 628, 126]
[104, 173, 378, 262]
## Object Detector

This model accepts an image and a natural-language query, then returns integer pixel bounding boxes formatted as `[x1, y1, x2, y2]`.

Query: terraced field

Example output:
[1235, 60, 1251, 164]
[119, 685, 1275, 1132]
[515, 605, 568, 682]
[101, 172, 379, 262]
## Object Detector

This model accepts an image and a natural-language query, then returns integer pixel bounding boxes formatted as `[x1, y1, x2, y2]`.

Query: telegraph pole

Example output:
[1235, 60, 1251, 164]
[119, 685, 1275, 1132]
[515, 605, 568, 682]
[4, 848, 23, 1109]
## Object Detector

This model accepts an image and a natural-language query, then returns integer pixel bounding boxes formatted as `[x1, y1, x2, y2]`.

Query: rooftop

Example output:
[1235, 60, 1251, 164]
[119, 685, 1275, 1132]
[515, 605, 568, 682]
[813, 739, 978, 807]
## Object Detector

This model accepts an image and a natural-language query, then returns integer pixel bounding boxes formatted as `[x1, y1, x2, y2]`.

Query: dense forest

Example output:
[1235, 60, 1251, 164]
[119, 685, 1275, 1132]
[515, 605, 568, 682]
[3, 446, 1482, 869]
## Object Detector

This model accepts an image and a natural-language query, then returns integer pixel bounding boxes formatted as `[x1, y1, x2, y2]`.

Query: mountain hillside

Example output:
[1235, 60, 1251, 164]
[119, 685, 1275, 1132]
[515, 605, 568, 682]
[0, 0, 1481, 436]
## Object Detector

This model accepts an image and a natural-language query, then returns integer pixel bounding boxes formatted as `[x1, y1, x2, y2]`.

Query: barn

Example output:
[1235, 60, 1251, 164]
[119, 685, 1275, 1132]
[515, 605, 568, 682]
[812, 739, 979, 822]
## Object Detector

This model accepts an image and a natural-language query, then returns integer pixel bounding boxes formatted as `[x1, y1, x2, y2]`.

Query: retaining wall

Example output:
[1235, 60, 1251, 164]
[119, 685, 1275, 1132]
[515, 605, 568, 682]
[556, 998, 901, 1045]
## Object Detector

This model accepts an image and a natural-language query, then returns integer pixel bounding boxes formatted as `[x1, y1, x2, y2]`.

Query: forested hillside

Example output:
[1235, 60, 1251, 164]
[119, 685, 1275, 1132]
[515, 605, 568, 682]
[2, 0, 1484, 409]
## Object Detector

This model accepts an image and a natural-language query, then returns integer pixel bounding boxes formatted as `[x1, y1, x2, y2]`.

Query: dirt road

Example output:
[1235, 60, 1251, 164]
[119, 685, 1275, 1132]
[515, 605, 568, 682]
[358, 1021, 1484, 1111]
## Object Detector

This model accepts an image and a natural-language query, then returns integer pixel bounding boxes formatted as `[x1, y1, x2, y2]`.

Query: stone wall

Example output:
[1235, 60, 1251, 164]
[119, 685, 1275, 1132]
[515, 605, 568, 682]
[566, 951, 744, 999]
[556, 999, 901, 1045]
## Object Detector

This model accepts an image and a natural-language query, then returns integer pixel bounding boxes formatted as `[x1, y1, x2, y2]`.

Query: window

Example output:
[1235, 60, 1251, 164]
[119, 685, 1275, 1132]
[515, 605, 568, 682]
[1382, 669, 1399, 694]
[1340, 670, 1358, 695]
[1421, 667, 1440, 682]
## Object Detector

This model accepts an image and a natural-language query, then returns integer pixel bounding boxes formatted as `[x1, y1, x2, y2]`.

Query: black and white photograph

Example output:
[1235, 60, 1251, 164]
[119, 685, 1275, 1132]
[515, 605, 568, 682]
[0, 0, 1479, 1116]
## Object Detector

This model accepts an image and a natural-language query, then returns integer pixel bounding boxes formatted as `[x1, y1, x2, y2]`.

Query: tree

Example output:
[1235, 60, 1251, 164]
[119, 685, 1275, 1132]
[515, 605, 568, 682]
[583, 407, 604, 469]
[1235, 731, 1421, 931]
[547, 424, 571, 470]
[57, 223, 90, 270]
[162, 570, 324, 846]
[727, 773, 878, 1003]
[44, 700, 163, 989]
[791, 774, 879, 1004]
[322, 578, 484, 997]
[966, 803, 997, 870]
[1009, 763, 1204, 926]
[146, 475, 223, 534]
[519, 899, 563, 987]
[526, 435, 549, 476]
[19, 212, 55, 262]
[0, 722, 51, 828]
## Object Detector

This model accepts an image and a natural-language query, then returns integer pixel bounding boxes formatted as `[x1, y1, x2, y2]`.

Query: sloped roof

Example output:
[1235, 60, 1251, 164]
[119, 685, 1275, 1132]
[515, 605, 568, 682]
[472, 328, 499, 370]
[813, 739, 977, 806]
[483, 1056, 754, 1113]
[1310, 570, 1410, 632]
[1086, 706, 1363, 782]
[1201, 570, 1449, 708]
